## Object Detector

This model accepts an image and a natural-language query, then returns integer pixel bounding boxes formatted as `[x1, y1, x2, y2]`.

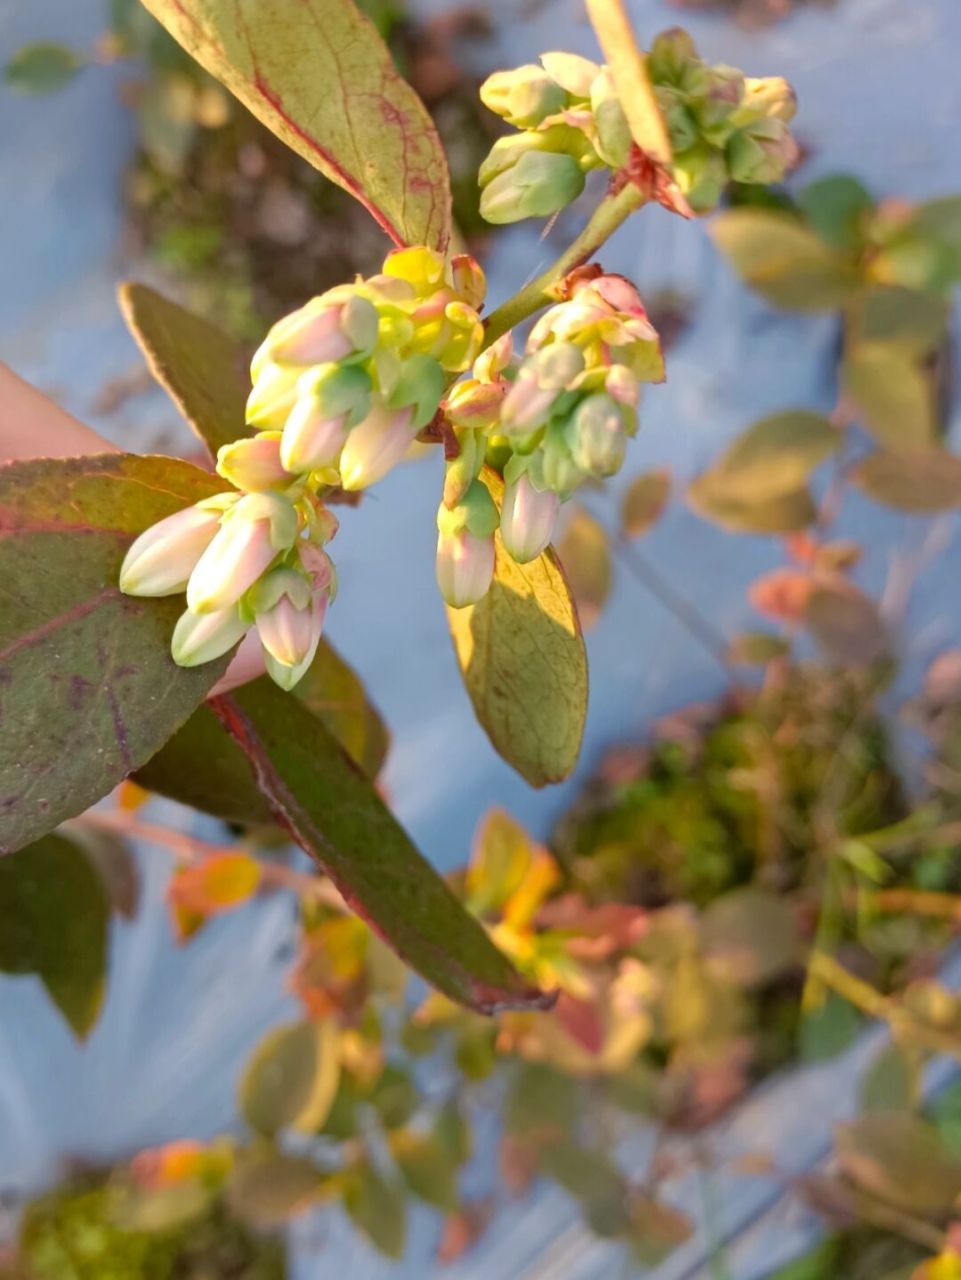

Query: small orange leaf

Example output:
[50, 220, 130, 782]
[748, 568, 812, 624]
[168, 852, 262, 923]
[116, 779, 150, 811]
[502, 852, 560, 931]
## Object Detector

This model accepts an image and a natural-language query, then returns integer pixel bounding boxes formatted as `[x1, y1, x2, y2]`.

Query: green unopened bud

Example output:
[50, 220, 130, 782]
[533, 424, 585, 498]
[480, 150, 585, 225]
[590, 69, 633, 169]
[727, 117, 798, 186]
[695, 66, 744, 145]
[647, 28, 699, 86]
[657, 86, 699, 153]
[540, 51, 600, 99]
[386, 353, 445, 428]
[480, 65, 568, 128]
[568, 393, 628, 478]
[443, 429, 485, 508]
[479, 127, 596, 189]
[671, 142, 727, 214]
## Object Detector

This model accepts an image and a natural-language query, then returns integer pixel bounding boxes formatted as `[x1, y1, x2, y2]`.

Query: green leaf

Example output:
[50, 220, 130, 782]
[699, 887, 799, 987]
[621, 468, 670, 538]
[700, 411, 841, 501]
[688, 472, 817, 534]
[799, 990, 862, 1061]
[556, 507, 612, 631]
[113, 1179, 214, 1232]
[227, 1148, 328, 1228]
[0, 454, 232, 853]
[584, 0, 672, 167]
[389, 1130, 459, 1212]
[505, 1063, 577, 1142]
[5, 43, 84, 94]
[836, 1112, 961, 1216]
[210, 679, 551, 1014]
[294, 641, 390, 780]
[0, 834, 109, 1038]
[798, 175, 874, 252]
[367, 1064, 419, 1130]
[860, 1043, 919, 1114]
[857, 286, 949, 356]
[843, 344, 936, 449]
[433, 1096, 472, 1166]
[466, 808, 533, 916]
[805, 580, 887, 665]
[66, 825, 141, 920]
[930, 1081, 961, 1159]
[119, 283, 253, 460]
[627, 1194, 693, 1266]
[728, 631, 791, 666]
[447, 468, 587, 788]
[769, 1239, 844, 1280]
[916, 195, 961, 253]
[852, 448, 961, 513]
[343, 1157, 407, 1259]
[539, 1143, 631, 1238]
[710, 209, 859, 310]
[139, 0, 451, 251]
[239, 1019, 340, 1137]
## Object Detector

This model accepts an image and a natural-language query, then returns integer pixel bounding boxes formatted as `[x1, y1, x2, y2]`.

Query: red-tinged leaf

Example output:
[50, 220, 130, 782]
[139, 0, 451, 251]
[210, 679, 554, 1015]
[554, 992, 605, 1055]
[748, 568, 813, 624]
[0, 454, 233, 853]
[119, 283, 253, 461]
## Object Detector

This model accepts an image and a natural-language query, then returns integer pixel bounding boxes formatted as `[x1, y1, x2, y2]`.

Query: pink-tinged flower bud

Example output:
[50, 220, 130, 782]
[216, 432, 292, 492]
[501, 473, 560, 563]
[280, 364, 372, 473]
[474, 333, 515, 383]
[436, 528, 495, 609]
[450, 255, 487, 310]
[171, 604, 250, 668]
[586, 274, 645, 317]
[119, 503, 222, 597]
[727, 118, 799, 186]
[245, 361, 302, 431]
[444, 379, 507, 432]
[501, 370, 559, 434]
[339, 404, 415, 491]
[303, 506, 339, 548]
[186, 492, 298, 614]
[262, 293, 380, 367]
[250, 568, 327, 686]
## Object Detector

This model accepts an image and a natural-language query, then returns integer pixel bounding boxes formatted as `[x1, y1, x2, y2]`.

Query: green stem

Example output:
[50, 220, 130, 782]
[482, 184, 648, 348]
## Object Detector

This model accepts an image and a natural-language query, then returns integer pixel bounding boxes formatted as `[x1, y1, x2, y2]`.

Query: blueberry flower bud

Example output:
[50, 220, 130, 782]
[444, 379, 507, 432]
[280, 364, 372, 473]
[647, 28, 699, 86]
[119, 503, 223, 598]
[171, 604, 250, 667]
[590, 69, 633, 169]
[474, 333, 515, 384]
[480, 150, 586, 225]
[501, 472, 560, 563]
[480, 66, 568, 128]
[186, 492, 298, 614]
[245, 360, 303, 432]
[450, 254, 487, 311]
[339, 404, 415, 491]
[739, 76, 797, 125]
[436, 528, 496, 608]
[569, 393, 628, 478]
[540, 51, 600, 99]
[671, 142, 727, 214]
[261, 293, 380, 367]
[385, 353, 445, 427]
[478, 127, 594, 189]
[727, 118, 799, 186]
[216, 432, 292, 492]
[250, 566, 328, 689]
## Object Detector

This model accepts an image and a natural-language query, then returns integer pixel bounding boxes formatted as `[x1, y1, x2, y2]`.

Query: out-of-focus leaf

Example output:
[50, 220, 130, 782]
[118, 283, 252, 460]
[728, 631, 791, 666]
[113, 1179, 213, 1232]
[505, 1063, 577, 1143]
[368, 1064, 419, 1131]
[294, 641, 390, 780]
[805, 580, 887, 664]
[700, 412, 841, 502]
[836, 1112, 961, 1215]
[434, 1096, 472, 1166]
[700, 887, 799, 987]
[627, 1194, 693, 1267]
[466, 809, 533, 916]
[688, 472, 817, 534]
[843, 344, 936, 449]
[931, 1081, 961, 1159]
[239, 1019, 340, 1137]
[139, 0, 451, 251]
[858, 286, 949, 356]
[800, 990, 862, 1061]
[343, 1157, 407, 1260]
[798, 175, 874, 252]
[211, 680, 551, 1014]
[710, 210, 859, 310]
[539, 1142, 631, 1238]
[227, 1149, 329, 1228]
[168, 851, 262, 925]
[916, 196, 961, 253]
[860, 1042, 919, 1113]
[4, 43, 84, 94]
[0, 454, 232, 853]
[768, 1239, 844, 1280]
[65, 825, 141, 920]
[621, 469, 671, 538]
[584, 0, 672, 167]
[556, 508, 612, 631]
[448, 468, 587, 789]
[389, 1130, 459, 1212]
[0, 834, 109, 1038]
[852, 448, 961, 513]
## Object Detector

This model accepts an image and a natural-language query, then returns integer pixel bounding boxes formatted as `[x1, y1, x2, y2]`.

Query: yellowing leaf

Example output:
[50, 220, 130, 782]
[703, 412, 841, 502]
[688, 473, 817, 535]
[837, 1112, 961, 1216]
[467, 809, 534, 916]
[167, 851, 261, 924]
[448, 469, 587, 788]
[139, 0, 451, 250]
[239, 1019, 341, 1137]
[621, 469, 670, 538]
[227, 1150, 329, 1228]
[711, 210, 858, 311]
[852, 448, 961, 512]
[584, 0, 672, 166]
[557, 507, 612, 631]
[843, 344, 936, 449]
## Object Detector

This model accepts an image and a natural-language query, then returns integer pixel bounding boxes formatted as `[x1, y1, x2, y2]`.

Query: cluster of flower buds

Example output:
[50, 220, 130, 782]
[477, 33, 797, 223]
[120, 246, 486, 689]
[436, 272, 664, 607]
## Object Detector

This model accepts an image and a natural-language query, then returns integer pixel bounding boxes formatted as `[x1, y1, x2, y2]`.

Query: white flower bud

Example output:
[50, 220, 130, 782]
[338, 404, 415, 491]
[500, 473, 560, 563]
[436, 528, 495, 609]
[119, 504, 221, 598]
[216, 432, 292, 492]
[171, 604, 249, 667]
[186, 493, 298, 614]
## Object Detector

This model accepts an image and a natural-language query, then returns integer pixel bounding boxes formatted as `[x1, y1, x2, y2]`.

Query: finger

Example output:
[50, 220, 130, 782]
[0, 362, 120, 461]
